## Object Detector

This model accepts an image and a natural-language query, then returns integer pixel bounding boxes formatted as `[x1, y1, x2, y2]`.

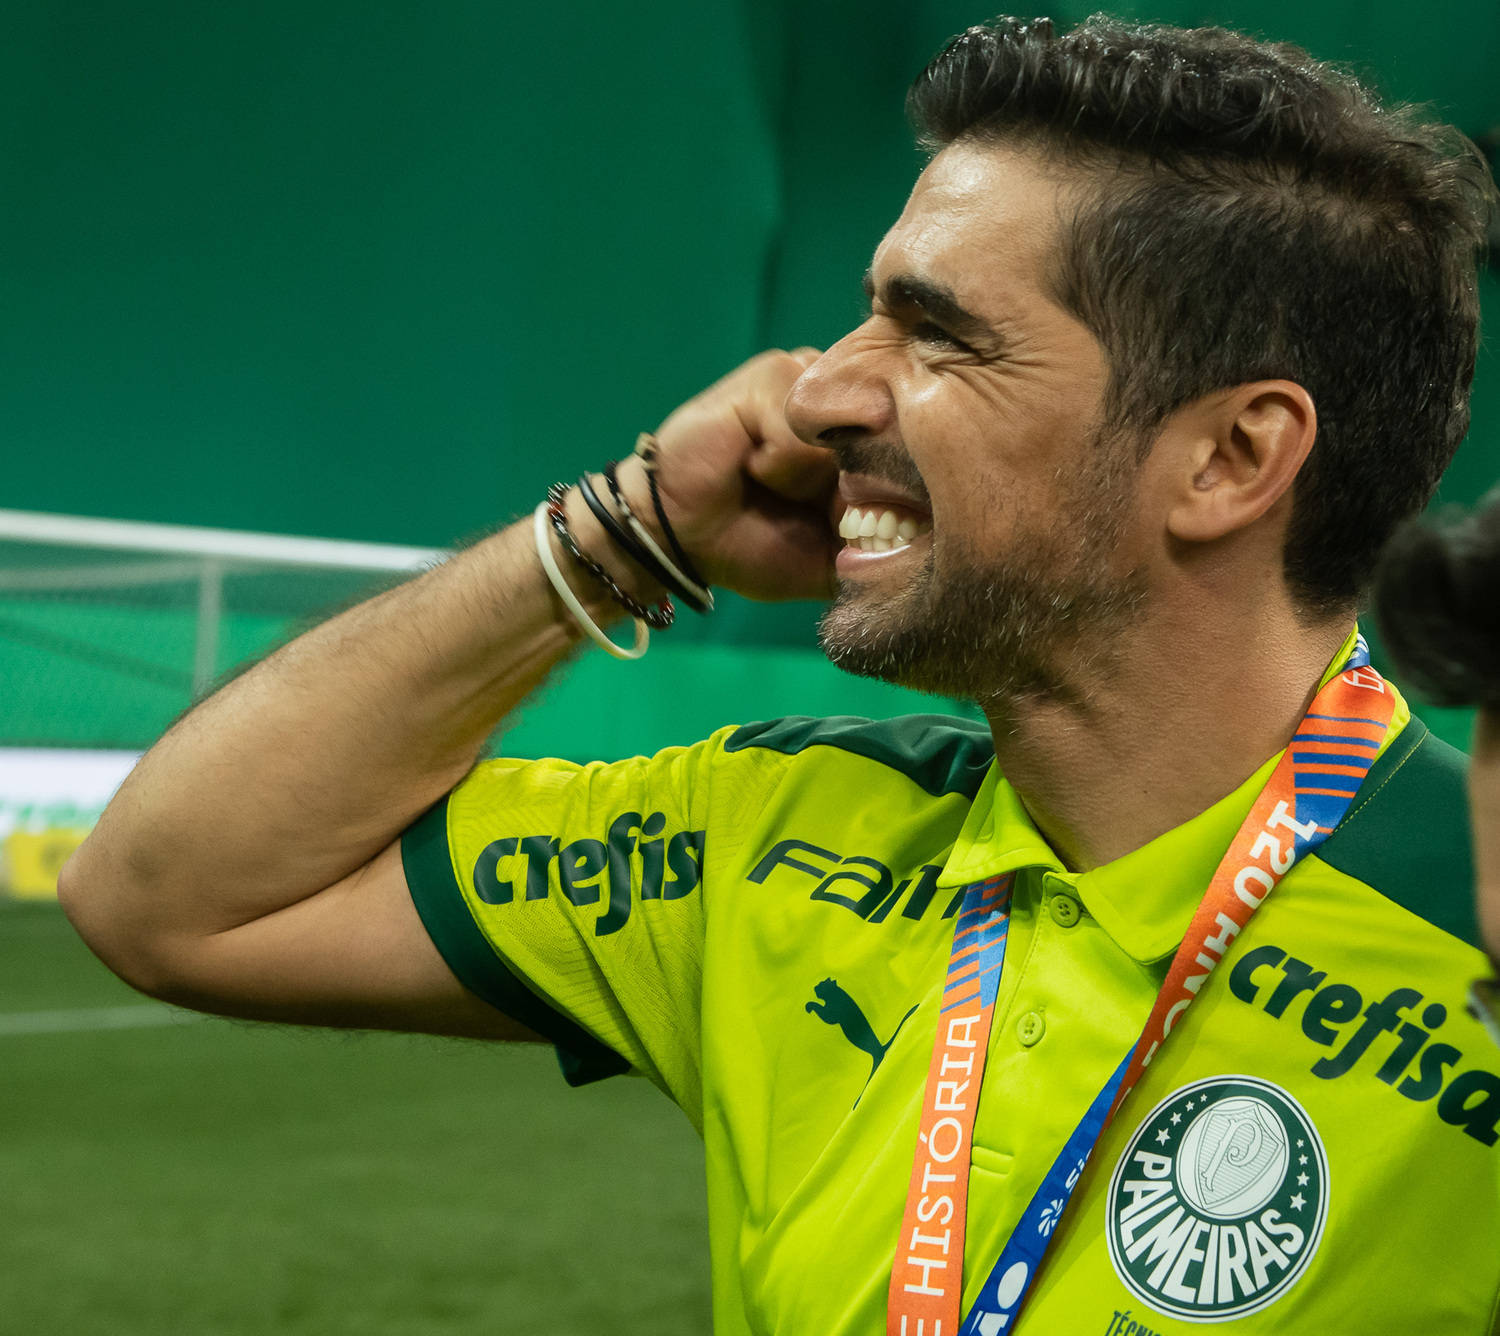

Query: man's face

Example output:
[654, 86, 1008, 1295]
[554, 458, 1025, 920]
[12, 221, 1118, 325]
[785, 140, 1150, 706]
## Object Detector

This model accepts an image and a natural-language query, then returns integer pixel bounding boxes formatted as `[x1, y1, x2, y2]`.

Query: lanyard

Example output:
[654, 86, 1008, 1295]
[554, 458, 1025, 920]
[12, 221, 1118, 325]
[888, 637, 1396, 1336]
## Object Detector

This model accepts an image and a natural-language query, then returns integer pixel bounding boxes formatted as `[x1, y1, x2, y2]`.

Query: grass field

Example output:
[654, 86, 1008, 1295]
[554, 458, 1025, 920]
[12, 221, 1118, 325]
[0, 898, 712, 1335]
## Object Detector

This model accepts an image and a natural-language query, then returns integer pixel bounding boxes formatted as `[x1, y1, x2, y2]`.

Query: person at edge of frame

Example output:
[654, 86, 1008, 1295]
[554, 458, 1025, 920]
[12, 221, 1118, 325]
[1374, 498, 1500, 1040]
[57, 14, 1500, 1336]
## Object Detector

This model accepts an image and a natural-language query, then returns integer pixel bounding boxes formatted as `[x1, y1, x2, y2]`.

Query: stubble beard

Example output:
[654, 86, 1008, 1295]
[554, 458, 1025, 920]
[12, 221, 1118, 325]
[817, 431, 1148, 710]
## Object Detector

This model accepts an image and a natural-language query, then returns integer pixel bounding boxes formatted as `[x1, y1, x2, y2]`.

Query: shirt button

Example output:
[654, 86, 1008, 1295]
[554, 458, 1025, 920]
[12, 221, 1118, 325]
[1049, 893, 1081, 928]
[1016, 1011, 1046, 1047]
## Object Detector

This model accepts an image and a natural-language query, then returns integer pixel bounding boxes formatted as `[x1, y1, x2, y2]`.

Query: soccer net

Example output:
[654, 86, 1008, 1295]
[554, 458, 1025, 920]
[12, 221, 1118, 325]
[0, 508, 444, 897]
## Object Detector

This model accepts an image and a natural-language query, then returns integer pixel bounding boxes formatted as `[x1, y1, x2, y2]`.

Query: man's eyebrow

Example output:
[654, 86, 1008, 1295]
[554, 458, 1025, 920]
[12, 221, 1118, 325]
[862, 268, 1002, 347]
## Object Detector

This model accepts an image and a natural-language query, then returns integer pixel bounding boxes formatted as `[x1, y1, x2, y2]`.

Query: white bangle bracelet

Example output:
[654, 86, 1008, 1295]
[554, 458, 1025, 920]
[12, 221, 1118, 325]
[532, 501, 649, 660]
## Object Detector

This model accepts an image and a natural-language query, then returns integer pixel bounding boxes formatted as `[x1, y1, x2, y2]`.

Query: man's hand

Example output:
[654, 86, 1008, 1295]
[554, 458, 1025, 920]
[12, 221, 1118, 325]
[621, 348, 839, 602]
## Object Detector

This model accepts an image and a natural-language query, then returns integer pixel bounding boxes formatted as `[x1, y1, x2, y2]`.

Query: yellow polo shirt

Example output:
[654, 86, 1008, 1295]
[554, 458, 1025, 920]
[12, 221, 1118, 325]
[403, 659, 1500, 1333]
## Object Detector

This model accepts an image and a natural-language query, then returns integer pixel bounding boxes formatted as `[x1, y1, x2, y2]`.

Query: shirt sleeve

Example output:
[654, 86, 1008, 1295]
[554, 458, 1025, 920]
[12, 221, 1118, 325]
[400, 726, 741, 1126]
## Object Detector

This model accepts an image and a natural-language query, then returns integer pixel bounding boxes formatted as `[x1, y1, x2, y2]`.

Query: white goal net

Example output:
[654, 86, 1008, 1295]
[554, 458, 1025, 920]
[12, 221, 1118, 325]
[0, 508, 444, 897]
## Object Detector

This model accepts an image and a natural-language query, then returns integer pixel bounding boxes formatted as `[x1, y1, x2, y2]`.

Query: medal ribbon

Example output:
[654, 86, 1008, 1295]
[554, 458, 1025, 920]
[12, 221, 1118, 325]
[889, 636, 1396, 1336]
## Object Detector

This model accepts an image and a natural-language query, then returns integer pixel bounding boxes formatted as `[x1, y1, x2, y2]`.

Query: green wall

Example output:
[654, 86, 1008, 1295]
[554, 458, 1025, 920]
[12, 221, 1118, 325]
[3, 1, 1497, 753]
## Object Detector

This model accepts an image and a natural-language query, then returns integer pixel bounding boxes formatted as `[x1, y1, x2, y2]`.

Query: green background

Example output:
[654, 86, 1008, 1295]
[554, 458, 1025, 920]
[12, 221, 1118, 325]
[3, 0, 1497, 754]
[2, 6, 1498, 1335]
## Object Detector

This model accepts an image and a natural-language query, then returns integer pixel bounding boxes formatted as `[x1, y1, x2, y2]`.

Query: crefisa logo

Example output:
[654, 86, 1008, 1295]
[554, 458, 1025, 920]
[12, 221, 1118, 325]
[1106, 1076, 1327, 1322]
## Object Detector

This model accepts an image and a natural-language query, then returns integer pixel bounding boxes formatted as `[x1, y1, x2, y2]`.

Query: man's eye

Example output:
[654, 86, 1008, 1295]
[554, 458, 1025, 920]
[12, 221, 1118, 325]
[912, 322, 971, 353]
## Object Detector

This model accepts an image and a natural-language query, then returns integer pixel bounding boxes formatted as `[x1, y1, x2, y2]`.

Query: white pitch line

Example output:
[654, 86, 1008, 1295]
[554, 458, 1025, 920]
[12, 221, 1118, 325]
[0, 1004, 205, 1036]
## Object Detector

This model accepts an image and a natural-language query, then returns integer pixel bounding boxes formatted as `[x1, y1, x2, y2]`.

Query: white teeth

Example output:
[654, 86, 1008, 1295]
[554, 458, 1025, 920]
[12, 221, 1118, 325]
[837, 504, 931, 554]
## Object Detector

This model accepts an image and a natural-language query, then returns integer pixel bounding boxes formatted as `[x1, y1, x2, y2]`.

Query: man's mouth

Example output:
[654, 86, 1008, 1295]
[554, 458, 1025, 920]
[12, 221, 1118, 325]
[836, 503, 933, 554]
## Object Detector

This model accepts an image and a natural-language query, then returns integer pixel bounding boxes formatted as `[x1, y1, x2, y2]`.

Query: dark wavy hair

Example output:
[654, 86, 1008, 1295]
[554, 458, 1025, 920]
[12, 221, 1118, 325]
[908, 15, 1497, 616]
[1373, 493, 1500, 709]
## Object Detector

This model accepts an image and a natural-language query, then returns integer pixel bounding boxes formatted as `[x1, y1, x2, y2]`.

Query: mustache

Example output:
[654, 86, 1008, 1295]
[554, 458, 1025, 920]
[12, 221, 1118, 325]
[829, 439, 930, 506]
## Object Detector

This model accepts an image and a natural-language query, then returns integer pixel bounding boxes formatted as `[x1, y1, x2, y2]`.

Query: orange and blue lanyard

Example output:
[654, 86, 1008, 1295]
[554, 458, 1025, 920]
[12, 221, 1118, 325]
[888, 636, 1396, 1335]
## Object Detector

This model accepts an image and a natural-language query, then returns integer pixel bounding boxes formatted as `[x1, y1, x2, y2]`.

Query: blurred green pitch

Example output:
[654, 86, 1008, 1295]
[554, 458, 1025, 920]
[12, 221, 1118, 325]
[0, 899, 710, 1335]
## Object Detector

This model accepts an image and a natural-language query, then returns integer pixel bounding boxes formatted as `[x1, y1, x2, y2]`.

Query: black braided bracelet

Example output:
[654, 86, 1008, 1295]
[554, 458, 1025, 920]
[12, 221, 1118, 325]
[575, 471, 695, 607]
[602, 461, 713, 614]
[634, 432, 710, 591]
[544, 483, 675, 630]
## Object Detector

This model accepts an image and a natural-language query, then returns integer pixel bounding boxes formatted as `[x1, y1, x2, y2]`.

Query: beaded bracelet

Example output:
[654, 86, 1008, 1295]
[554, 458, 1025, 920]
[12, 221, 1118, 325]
[545, 483, 675, 630]
[532, 501, 649, 660]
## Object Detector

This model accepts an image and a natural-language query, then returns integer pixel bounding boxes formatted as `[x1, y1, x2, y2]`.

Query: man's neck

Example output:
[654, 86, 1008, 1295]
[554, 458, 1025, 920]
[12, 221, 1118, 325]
[984, 610, 1353, 872]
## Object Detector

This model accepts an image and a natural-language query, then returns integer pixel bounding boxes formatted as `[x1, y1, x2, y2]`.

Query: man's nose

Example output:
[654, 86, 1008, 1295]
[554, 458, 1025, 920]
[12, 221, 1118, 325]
[783, 329, 896, 447]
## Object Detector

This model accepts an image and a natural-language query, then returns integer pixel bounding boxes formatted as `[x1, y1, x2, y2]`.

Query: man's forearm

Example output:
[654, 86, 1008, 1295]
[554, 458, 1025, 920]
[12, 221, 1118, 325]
[60, 350, 833, 1014]
[62, 494, 652, 946]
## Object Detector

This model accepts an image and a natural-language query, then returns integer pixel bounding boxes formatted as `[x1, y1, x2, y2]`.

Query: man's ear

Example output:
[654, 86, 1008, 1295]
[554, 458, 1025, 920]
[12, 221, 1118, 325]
[1165, 381, 1317, 544]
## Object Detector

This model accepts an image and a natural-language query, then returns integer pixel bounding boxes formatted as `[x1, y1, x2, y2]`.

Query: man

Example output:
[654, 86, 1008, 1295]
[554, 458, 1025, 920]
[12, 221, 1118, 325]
[61, 15, 1500, 1334]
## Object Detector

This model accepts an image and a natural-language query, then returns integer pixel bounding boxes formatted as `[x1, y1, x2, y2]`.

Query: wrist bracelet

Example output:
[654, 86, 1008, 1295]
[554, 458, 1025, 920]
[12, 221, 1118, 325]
[634, 432, 710, 592]
[532, 501, 649, 660]
[545, 483, 674, 631]
[603, 461, 714, 613]
[576, 470, 699, 610]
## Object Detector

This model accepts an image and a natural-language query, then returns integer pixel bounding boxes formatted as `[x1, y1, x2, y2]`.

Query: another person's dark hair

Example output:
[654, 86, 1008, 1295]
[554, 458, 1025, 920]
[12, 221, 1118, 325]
[908, 15, 1498, 616]
[1372, 492, 1500, 710]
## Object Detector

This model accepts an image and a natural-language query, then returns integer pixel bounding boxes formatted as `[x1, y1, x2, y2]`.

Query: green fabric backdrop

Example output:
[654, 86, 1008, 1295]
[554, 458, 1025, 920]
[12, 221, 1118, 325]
[2, 1, 1496, 754]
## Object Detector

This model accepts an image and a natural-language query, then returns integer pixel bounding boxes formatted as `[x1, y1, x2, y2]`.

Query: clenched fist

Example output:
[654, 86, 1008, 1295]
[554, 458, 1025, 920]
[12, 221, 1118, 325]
[620, 349, 841, 603]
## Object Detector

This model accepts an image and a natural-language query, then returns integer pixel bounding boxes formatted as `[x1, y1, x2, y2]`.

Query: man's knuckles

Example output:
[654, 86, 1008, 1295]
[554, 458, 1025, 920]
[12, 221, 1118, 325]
[743, 348, 824, 404]
[748, 437, 838, 501]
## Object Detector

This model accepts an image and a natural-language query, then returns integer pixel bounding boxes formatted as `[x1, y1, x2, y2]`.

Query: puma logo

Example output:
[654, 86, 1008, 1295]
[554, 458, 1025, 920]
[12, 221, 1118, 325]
[806, 977, 919, 1105]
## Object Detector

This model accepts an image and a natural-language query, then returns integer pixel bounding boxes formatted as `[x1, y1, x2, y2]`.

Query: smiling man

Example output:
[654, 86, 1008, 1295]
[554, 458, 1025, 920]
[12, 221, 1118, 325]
[61, 15, 1500, 1335]
[820, 152, 1145, 713]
